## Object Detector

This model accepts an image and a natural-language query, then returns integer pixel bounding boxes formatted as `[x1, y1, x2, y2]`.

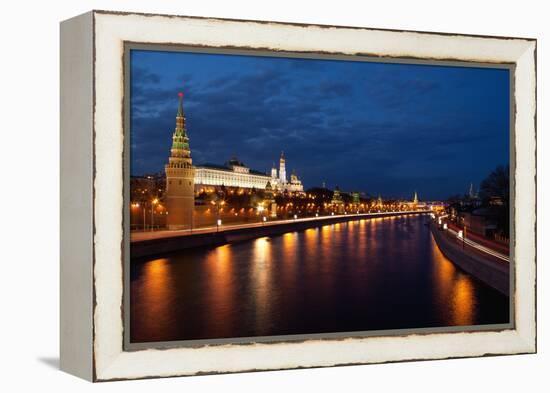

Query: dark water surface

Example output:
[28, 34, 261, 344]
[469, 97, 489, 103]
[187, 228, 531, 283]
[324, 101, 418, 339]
[130, 215, 509, 343]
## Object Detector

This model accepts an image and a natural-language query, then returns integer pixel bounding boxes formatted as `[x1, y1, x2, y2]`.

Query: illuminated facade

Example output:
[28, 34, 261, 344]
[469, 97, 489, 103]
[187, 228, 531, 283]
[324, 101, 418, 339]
[331, 186, 344, 213]
[279, 152, 287, 183]
[195, 154, 304, 193]
[269, 152, 304, 193]
[165, 92, 195, 229]
[194, 158, 271, 190]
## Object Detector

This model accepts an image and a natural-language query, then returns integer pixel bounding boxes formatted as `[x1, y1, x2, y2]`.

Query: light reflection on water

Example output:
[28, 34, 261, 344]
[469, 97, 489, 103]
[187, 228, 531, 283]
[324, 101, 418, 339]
[131, 215, 508, 343]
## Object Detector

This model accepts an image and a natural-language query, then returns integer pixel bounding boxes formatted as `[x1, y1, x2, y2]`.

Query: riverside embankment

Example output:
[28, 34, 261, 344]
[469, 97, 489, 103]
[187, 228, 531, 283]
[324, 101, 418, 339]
[430, 223, 510, 296]
[131, 211, 429, 259]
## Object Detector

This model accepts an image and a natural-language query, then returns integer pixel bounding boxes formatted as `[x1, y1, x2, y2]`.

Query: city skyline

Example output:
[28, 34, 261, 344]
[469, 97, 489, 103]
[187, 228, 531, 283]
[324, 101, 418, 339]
[130, 49, 510, 200]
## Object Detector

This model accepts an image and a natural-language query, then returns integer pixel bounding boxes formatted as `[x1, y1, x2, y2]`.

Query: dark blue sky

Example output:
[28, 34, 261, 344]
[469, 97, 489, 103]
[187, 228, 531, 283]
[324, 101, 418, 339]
[130, 49, 509, 200]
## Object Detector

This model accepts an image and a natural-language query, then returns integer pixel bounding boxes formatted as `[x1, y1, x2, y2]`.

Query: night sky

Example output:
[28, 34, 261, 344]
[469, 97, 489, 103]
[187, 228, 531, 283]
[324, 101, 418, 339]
[130, 49, 510, 200]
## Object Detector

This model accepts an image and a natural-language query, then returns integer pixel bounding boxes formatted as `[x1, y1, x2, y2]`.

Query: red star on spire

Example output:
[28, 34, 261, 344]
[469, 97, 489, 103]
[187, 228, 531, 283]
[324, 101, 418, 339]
[178, 92, 184, 98]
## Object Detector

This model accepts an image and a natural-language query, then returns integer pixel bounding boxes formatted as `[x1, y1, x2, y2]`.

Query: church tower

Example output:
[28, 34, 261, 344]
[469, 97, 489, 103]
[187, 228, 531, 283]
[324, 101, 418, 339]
[165, 92, 195, 230]
[469, 183, 475, 199]
[279, 151, 287, 184]
[271, 162, 278, 180]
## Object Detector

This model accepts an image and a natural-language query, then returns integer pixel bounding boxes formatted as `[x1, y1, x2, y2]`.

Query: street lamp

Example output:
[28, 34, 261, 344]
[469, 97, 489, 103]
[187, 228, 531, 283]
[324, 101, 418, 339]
[257, 204, 265, 225]
[150, 198, 159, 231]
[216, 202, 221, 232]
[131, 202, 141, 231]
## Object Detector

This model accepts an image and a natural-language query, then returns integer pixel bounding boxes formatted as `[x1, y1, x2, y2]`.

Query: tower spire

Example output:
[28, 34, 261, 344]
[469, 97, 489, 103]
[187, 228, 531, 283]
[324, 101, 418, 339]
[177, 91, 184, 117]
[175, 91, 186, 132]
[168, 92, 192, 165]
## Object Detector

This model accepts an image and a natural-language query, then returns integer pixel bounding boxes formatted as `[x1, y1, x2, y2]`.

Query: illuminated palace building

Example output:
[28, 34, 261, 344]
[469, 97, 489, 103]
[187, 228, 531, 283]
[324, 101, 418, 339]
[195, 152, 304, 193]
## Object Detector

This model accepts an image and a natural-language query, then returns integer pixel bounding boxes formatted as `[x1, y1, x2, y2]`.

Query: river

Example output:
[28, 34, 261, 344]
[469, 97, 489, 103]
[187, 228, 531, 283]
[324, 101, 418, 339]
[130, 214, 509, 343]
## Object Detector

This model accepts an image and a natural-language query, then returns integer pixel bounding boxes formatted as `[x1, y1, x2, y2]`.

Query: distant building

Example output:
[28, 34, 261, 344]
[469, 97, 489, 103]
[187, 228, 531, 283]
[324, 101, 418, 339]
[467, 182, 482, 207]
[462, 207, 500, 237]
[412, 190, 428, 209]
[377, 194, 383, 208]
[331, 186, 344, 213]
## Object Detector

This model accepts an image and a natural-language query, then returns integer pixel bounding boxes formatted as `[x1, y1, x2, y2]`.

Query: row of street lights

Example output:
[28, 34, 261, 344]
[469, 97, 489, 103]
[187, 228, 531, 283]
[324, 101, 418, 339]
[131, 198, 425, 232]
[131, 198, 159, 231]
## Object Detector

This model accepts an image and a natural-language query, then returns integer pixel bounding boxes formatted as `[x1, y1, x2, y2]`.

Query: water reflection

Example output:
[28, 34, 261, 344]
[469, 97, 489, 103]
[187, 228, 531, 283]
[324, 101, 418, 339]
[251, 237, 273, 332]
[131, 215, 509, 343]
[204, 245, 235, 337]
[430, 237, 475, 326]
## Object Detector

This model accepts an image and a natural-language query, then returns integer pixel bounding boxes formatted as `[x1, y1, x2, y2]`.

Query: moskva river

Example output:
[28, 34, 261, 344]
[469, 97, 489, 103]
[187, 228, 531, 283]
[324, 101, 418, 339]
[130, 214, 509, 343]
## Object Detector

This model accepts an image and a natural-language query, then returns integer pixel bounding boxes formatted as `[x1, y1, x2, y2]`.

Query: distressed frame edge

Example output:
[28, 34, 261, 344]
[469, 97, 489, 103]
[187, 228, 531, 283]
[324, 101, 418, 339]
[91, 8, 537, 42]
[512, 40, 537, 354]
[90, 11, 537, 381]
[59, 11, 95, 381]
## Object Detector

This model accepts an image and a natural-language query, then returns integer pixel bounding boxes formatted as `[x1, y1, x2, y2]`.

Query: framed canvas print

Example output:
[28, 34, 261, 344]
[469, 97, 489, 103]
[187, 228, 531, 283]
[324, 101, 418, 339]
[60, 10, 537, 381]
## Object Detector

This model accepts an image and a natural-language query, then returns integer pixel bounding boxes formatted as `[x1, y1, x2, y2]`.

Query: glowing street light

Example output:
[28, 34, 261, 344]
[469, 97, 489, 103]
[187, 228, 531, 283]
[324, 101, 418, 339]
[150, 198, 159, 231]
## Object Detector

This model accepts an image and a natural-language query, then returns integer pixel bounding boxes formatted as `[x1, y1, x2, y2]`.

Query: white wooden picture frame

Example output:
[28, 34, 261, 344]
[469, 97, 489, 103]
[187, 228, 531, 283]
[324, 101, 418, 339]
[60, 10, 536, 381]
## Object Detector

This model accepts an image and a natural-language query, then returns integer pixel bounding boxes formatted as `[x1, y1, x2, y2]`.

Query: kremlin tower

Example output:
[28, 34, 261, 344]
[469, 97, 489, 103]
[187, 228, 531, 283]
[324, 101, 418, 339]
[165, 92, 195, 230]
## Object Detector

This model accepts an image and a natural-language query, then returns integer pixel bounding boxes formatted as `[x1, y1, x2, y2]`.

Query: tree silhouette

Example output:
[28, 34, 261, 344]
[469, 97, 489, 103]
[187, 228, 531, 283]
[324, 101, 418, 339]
[479, 165, 509, 205]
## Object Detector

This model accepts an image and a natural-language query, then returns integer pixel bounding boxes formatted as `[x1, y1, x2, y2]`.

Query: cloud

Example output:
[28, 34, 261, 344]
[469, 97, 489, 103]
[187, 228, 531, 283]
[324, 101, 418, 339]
[132, 67, 161, 85]
[130, 53, 509, 199]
